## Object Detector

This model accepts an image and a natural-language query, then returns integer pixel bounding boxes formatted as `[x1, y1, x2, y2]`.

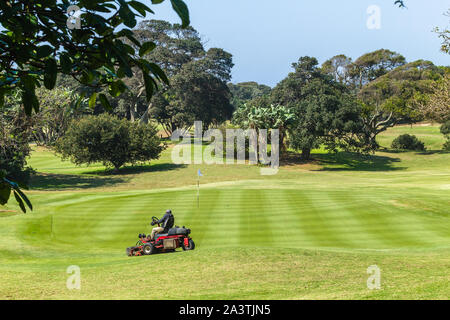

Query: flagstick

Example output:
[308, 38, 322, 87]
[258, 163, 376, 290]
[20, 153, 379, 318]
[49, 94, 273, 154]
[50, 214, 53, 238]
[197, 176, 200, 208]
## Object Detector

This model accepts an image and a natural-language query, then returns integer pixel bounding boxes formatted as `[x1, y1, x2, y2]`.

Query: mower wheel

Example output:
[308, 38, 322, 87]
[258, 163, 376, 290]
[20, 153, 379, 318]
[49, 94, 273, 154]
[143, 244, 156, 255]
[182, 239, 195, 251]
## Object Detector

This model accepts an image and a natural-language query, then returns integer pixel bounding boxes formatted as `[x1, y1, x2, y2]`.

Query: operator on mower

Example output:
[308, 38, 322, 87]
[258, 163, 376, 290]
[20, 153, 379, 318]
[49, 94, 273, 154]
[150, 209, 175, 240]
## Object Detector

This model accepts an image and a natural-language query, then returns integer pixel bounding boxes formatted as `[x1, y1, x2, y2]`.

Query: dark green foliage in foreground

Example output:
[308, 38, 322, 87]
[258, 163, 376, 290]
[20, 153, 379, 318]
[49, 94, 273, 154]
[55, 114, 165, 171]
[391, 134, 426, 151]
[0, 112, 33, 212]
[0, 0, 189, 115]
[0, 105, 34, 184]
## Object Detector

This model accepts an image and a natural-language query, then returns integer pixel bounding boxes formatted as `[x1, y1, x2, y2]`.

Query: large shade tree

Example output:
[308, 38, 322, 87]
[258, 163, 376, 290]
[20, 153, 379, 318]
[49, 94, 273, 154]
[348, 49, 406, 89]
[321, 54, 353, 85]
[272, 57, 364, 160]
[228, 81, 272, 110]
[126, 20, 235, 133]
[358, 60, 445, 148]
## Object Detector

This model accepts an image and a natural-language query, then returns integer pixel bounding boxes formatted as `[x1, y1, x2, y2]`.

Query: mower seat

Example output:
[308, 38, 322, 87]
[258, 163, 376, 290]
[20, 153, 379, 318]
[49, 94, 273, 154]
[168, 227, 190, 236]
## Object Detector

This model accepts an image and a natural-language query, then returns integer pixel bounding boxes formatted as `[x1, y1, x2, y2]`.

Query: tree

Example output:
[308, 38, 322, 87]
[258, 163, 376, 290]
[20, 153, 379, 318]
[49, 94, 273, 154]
[232, 103, 296, 155]
[150, 63, 234, 135]
[109, 20, 234, 129]
[121, 20, 235, 133]
[322, 54, 353, 85]
[358, 60, 445, 148]
[441, 121, 450, 151]
[272, 57, 364, 160]
[434, 9, 450, 54]
[110, 19, 204, 122]
[132, 19, 204, 77]
[348, 49, 406, 89]
[125, 19, 207, 123]
[194, 48, 234, 83]
[228, 82, 272, 110]
[416, 73, 450, 123]
[55, 114, 165, 172]
[32, 87, 90, 146]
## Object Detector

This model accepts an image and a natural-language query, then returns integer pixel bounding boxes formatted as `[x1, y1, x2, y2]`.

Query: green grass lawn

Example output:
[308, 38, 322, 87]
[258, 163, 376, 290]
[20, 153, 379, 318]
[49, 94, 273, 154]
[0, 124, 449, 299]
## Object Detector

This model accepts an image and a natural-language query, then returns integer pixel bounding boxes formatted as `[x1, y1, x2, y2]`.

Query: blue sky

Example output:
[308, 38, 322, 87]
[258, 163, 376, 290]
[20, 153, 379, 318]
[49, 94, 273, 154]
[148, 0, 450, 87]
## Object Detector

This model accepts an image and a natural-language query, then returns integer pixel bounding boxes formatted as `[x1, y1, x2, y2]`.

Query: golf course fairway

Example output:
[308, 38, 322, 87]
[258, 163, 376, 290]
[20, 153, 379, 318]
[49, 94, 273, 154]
[0, 124, 449, 299]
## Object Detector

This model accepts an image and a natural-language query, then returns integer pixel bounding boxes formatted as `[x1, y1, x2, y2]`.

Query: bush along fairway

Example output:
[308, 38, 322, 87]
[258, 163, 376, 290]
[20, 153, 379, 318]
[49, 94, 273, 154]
[0, 124, 449, 299]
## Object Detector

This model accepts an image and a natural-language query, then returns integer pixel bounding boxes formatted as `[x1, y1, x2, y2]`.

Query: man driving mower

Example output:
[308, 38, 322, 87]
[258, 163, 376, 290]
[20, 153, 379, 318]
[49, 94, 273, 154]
[150, 209, 175, 240]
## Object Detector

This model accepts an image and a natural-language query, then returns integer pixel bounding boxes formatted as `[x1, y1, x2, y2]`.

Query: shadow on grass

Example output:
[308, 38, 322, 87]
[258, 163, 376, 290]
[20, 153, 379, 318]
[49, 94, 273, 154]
[315, 152, 406, 172]
[31, 163, 187, 190]
[30, 173, 127, 190]
[378, 148, 408, 154]
[84, 163, 187, 176]
[380, 148, 449, 156]
[280, 150, 406, 172]
[415, 150, 450, 156]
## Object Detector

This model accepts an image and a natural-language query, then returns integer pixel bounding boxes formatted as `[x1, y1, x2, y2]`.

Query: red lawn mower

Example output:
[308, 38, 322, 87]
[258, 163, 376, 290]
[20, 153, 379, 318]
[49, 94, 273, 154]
[126, 216, 195, 256]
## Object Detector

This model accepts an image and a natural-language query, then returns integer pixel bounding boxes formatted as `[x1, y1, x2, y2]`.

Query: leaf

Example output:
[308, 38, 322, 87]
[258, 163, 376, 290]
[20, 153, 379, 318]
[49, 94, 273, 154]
[108, 80, 128, 97]
[0, 182, 11, 206]
[143, 73, 155, 101]
[13, 191, 26, 213]
[128, 1, 154, 16]
[139, 41, 156, 57]
[170, 0, 190, 28]
[99, 93, 112, 111]
[118, 4, 137, 28]
[148, 62, 169, 85]
[36, 45, 53, 59]
[13, 187, 32, 211]
[88, 92, 97, 109]
[151, 0, 165, 4]
[21, 88, 39, 115]
[44, 58, 58, 90]
[60, 53, 72, 74]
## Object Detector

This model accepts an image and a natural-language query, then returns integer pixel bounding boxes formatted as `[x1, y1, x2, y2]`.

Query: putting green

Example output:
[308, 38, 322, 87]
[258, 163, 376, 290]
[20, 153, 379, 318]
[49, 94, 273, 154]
[0, 124, 449, 299]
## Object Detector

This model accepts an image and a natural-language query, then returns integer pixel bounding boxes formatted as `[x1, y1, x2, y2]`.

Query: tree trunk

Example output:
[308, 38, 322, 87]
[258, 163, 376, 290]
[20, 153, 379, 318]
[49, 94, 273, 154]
[301, 148, 311, 161]
[279, 129, 286, 158]
[140, 102, 152, 124]
[130, 103, 137, 122]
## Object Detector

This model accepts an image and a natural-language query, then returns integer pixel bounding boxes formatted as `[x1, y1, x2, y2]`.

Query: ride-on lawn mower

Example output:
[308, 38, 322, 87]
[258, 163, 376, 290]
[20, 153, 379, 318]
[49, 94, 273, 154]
[126, 216, 195, 256]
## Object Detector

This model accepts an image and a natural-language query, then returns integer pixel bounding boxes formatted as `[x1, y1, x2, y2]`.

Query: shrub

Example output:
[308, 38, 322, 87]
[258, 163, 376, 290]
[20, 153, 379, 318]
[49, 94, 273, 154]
[443, 141, 450, 151]
[55, 114, 165, 172]
[391, 134, 426, 151]
[441, 121, 450, 151]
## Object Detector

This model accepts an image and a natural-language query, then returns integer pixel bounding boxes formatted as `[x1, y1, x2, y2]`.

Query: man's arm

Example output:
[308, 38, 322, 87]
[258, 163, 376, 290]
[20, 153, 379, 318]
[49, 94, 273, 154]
[157, 213, 169, 225]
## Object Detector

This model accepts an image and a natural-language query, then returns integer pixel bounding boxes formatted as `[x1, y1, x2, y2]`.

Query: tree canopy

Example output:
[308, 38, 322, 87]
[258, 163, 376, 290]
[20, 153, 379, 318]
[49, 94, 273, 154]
[129, 20, 235, 134]
[348, 49, 406, 89]
[271, 57, 364, 159]
[55, 114, 165, 172]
